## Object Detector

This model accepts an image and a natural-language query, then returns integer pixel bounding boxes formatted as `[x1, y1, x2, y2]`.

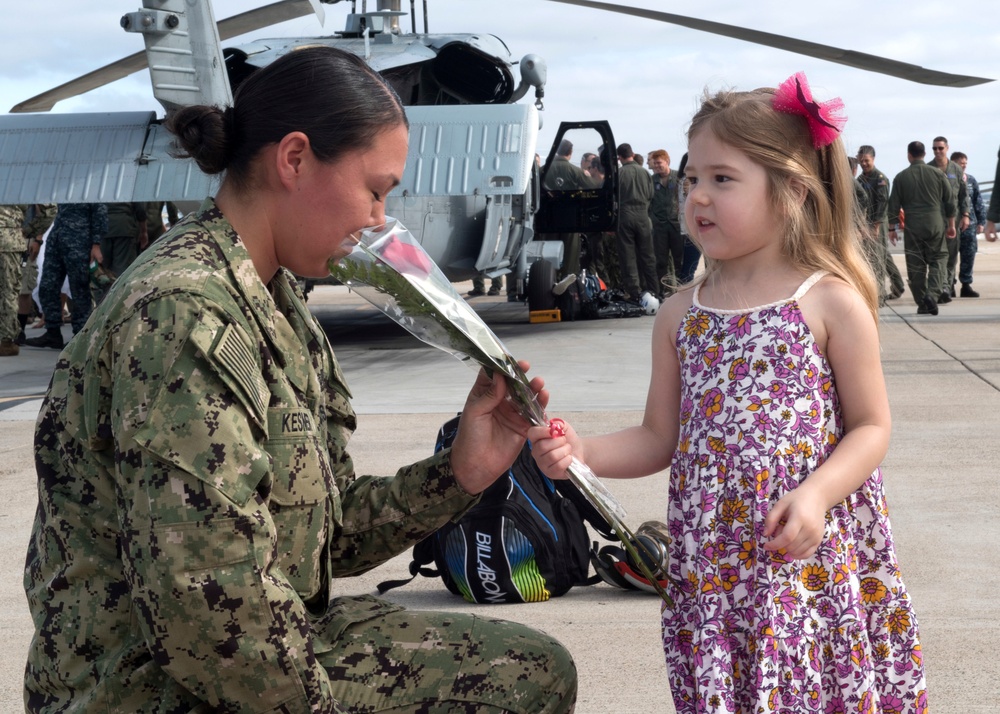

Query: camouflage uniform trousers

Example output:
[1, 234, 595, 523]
[21, 253, 38, 298]
[0, 251, 22, 342]
[318, 595, 577, 713]
[38, 227, 93, 334]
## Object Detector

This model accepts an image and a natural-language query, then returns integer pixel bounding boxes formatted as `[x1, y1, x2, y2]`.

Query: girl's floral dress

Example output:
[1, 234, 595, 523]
[664, 272, 927, 713]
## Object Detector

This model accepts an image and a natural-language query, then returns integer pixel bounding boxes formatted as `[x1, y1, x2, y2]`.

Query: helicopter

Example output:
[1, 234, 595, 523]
[1, 0, 992, 311]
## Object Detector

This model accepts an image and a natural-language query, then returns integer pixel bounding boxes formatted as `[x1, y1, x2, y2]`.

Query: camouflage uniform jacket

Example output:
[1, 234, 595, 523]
[0, 204, 54, 252]
[48, 202, 109, 247]
[25, 198, 477, 712]
[0, 205, 27, 252]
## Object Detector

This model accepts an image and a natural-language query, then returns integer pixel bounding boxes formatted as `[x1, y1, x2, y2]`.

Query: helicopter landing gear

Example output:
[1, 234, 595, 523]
[526, 258, 557, 313]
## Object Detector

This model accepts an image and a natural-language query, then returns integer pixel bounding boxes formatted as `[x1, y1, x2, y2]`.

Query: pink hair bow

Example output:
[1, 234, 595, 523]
[772, 72, 846, 149]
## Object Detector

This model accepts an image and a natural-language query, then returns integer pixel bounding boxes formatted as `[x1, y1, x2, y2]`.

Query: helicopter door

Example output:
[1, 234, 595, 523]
[534, 121, 618, 235]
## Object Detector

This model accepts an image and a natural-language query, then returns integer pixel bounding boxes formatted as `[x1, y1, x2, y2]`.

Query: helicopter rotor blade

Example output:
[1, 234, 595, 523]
[548, 0, 992, 88]
[11, 0, 317, 113]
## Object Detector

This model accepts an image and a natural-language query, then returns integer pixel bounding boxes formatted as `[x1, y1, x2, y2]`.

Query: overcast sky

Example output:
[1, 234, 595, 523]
[2, 0, 998, 189]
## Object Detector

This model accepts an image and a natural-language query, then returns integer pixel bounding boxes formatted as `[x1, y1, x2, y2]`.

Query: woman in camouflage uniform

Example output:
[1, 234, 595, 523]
[25, 46, 576, 713]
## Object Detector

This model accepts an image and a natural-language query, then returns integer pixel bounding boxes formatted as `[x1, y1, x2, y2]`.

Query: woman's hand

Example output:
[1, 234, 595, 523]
[762, 483, 828, 560]
[449, 362, 547, 495]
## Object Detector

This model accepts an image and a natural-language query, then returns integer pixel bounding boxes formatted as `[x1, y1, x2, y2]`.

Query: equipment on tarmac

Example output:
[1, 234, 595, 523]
[377, 415, 671, 603]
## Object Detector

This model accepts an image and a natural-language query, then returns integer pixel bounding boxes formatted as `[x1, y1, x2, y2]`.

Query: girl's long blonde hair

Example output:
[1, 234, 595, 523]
[687, 87, 879, 323]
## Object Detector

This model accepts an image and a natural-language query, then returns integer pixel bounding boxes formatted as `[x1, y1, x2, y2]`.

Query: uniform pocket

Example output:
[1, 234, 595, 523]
[266, 407, 336, 601]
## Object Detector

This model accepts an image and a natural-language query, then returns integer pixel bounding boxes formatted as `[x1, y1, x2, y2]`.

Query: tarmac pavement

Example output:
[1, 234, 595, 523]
[1, 243, 998, 712]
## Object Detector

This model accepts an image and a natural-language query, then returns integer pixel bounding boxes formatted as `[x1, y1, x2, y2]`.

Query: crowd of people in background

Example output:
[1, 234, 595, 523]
[854, 136, 990, 315]
[0, 201, 178, 356]
[4, 135, 998, 355]
[493, 135, 997, 318]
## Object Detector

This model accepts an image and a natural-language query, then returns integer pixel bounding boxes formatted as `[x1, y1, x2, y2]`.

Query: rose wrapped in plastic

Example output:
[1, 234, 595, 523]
[329, 218, 673, 604]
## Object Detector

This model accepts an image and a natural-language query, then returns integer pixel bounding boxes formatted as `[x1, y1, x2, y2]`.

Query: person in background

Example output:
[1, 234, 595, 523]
[468, 273, 503, 297]
[949, 151, 986, 297]
[615, 142, 659, 313]
[984, 145, 1000, 243]
[856, 145, 904, 302]
[888, 141, 957, 315]
[22, 202, 108, 349]
[541, 138, 589, 280]
[0, 205, 55, 356]
[96, 202, 148, 302]
[15, 205, 57, 345]
[23, 46, 575, 713]
[926, 136, 969, 301]
[144, 200, 180, 245]
[675, 152, 701, 283]
[647, 149, 682, 297]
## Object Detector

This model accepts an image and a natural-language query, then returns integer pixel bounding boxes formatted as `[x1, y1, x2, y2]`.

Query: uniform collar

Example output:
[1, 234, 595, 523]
[195, 197, 311, 393]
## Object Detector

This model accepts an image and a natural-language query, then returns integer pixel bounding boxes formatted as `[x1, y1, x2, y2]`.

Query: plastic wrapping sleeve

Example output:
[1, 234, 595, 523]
[329, 218, 629, 525]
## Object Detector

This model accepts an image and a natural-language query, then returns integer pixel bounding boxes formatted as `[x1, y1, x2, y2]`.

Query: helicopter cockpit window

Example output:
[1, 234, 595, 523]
[541, 128, 606, 192]
[427, 44, 515, 105]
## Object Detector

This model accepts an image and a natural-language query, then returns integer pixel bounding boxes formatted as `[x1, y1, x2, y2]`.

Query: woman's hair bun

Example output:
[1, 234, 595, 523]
[164, 105, 233, 175]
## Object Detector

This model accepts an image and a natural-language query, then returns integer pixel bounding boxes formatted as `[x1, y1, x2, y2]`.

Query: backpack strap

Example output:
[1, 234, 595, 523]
[376, 560, 441, 595]
[553, 478, 617, 541]
[376, 533, 441, 595]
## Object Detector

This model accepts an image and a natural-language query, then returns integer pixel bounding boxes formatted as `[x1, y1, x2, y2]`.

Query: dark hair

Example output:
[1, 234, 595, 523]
[950, 151, 967, 162]
[676, 151, 688, 178]
[933, 135, 948, 145]
[908, 141, 926, 158]
[616, 143, 633, 159]
[557, 139, 574, 157]
[166, 46, 407, 190]
[857, 144, 876, 158]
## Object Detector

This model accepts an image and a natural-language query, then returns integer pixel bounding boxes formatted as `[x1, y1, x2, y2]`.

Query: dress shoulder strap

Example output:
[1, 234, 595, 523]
[791, 270, 829, 301]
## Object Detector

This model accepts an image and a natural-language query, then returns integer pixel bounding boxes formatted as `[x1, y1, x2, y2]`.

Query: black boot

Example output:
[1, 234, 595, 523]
[960, 283, 980, 298]
[920, 294, 939, 316]
[23, 328, 65, 350]
[15, 314, 28, 344]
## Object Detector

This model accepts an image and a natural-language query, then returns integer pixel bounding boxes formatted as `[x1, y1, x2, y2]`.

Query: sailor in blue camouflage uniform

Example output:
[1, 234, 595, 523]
[25, 46, 576, 713]
[23, 202, 108, 349]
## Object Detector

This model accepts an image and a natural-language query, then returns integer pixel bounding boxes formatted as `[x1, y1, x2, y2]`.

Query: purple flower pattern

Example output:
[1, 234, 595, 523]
[663, 279, 927, 712]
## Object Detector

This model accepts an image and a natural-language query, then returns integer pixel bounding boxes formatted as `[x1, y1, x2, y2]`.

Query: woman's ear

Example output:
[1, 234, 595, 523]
[274, 131, 312, 189]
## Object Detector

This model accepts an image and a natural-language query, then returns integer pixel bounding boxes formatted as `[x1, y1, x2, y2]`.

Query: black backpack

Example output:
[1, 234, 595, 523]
[378, 415, 665, 604]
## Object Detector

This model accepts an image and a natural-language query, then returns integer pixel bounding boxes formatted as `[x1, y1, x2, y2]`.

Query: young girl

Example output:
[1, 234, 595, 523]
[530, 74, 927, 712]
